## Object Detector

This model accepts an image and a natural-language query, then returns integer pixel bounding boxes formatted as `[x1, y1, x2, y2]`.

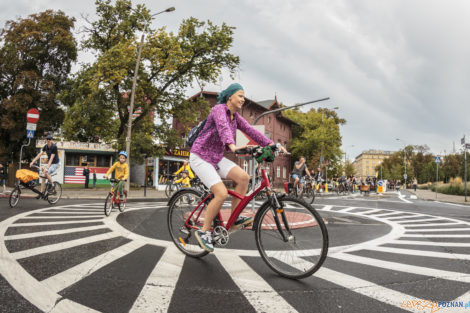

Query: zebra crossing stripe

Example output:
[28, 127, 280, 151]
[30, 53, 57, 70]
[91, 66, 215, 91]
[4, 225, 109, 240]
[316, 267, 426, 312]
[370, 246, 470, 260]
[390, 240, 470, 247]
[130, 246, 185, 313]
[216, 252, 298, 313]
[37, 211, 103, 215]
[42, 240, 145, 293]
[320, 205, 333, 211]
[332, 253, 470, 283]
[402, 234, 470, 238]
[11, 233, 121, 259]
[10, 219, 104, 227]
[403, 222, 463, 228]
[405, 228, 470, 233]
[398, 218, 445, 224]
[21, 215, 102, 219]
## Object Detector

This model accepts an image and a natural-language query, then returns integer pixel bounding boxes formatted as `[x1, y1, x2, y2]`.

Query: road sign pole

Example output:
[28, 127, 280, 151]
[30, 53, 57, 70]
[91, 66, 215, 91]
[465, 147, 468, 202]
[19, 138, 31, 170]
[435, 162, 439, 200]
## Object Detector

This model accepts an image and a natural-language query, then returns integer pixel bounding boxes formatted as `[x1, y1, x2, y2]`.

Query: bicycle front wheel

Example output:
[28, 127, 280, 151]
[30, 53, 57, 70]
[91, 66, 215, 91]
[167, 189, 209, 258]
[165, 183, 175, 198]
[47, 182, 62, 204]
[9, 187, 20, 208]
[255, 195, 328, 279]
[104, 193, 113, 216]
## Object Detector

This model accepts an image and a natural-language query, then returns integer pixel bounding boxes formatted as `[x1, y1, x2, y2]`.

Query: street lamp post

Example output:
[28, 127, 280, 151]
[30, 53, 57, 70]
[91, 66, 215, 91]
[125, 6, 175, 192]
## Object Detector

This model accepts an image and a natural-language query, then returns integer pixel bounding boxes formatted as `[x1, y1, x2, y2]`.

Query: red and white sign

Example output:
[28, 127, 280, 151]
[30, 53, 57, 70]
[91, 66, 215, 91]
[26, 108, 39, 123]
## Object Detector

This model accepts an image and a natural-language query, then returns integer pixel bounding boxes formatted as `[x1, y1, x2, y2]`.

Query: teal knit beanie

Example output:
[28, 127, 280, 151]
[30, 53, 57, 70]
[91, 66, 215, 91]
[217, 83, 244, 104]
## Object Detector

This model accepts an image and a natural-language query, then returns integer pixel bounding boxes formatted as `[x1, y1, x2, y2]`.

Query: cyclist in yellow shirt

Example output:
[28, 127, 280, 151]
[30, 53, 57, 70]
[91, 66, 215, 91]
[174, 161, 194, 179]
[104, 151, 129, 200]
[174, 170, 191, 188]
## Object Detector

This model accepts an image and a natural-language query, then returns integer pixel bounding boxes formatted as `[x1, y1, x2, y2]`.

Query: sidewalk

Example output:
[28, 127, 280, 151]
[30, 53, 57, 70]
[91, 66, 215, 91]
[408, 188, 470, 206]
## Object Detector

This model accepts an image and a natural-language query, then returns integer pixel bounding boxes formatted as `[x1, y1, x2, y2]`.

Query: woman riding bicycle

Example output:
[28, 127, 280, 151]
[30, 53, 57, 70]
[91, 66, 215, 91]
[190, 83, 287, 252]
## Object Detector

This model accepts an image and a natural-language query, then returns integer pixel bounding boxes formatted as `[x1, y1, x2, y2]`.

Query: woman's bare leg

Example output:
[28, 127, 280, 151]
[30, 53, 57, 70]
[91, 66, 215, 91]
[202, 182, 227, 232]
[226, 166, 250, 212]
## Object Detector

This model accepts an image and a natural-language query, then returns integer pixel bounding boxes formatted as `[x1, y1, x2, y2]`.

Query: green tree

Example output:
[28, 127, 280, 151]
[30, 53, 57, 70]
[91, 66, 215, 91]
[283, 107, 346, 176]
[0, 10, 77, 162]
[61, 0, 239, 159]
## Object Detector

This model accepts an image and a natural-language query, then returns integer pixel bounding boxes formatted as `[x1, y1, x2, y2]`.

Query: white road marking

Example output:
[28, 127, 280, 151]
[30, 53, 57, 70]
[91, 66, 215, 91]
[130, 246, 185, 313]
[10, 219, 104, 227]
[4, 225, 109, 240]
[403, 222, 463, 228]
[369, 246, 470, 260]
[319, 205, 333, 211]
[216, 252, 299, 313]
[333, 252, 470, 283]
[11, 233, 121, 259]
[42, 241, 145, 293]
[19, 215, 102, 219]
[402, 234, 470, 238]
[397, 218, 446, 224]
[405, 228, 470, 233]
[390, 240, 470, 247]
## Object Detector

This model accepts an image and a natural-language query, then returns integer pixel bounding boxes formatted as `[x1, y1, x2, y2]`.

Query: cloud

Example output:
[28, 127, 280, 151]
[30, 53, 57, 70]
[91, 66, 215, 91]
[2, 0, 469, 158]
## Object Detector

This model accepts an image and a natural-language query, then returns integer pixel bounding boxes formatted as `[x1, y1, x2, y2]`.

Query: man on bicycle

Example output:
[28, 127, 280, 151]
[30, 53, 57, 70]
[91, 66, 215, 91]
[291, 156, 312, 196]
[30, 134, 60, 198]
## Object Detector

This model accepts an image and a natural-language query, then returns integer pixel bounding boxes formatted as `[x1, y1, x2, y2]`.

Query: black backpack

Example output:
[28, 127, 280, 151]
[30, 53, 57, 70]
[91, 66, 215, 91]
[185, 118, 212, 148]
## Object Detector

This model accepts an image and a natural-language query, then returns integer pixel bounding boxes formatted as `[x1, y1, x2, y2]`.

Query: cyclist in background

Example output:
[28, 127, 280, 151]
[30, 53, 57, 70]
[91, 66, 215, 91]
[30, 134, 60, 197]
[104, 151, 129, 201]
[174, 170, 191, 188]
[174, 160, 195, 180]
[291, 156, 312, 195]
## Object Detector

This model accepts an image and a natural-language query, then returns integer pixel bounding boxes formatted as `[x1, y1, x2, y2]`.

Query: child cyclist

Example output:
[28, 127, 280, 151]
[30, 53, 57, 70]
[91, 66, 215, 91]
[104, 151, 129, 200]
[190, 83, 287, 253]
[174, 170, 191, 188]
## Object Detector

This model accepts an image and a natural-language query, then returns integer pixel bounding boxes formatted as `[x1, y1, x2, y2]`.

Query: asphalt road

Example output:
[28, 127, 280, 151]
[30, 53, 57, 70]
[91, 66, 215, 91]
[0, 191, 469, 313]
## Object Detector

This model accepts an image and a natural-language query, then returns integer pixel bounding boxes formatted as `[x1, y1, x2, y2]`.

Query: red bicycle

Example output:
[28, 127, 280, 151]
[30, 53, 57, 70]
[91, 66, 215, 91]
[167, 145, 329, 279]
[104, 179, 128, 216]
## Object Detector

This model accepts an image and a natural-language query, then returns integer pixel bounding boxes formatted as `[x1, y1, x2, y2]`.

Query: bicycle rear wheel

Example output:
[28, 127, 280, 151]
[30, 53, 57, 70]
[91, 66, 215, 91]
[255, 195, 328, 279]
[9, 186, 20, 208]
[165, 183, 176, 198]
[167, 189, 209, 258]
[104, 193, 113, 216]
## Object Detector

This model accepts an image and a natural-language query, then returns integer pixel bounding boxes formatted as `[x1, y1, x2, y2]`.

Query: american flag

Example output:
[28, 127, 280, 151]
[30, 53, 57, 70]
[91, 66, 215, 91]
[64, 167, 85, 184]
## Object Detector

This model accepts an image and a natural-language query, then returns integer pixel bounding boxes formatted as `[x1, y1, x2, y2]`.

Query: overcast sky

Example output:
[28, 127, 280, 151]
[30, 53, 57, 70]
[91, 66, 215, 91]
[2, 0, 469, 160]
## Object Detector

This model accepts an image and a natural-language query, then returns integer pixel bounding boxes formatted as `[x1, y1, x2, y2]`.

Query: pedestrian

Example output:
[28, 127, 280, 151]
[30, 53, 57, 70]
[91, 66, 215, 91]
[413, 177, 418, 192]
[83, 165, 90, 189]
[92, 169, 97, 189]
[0, 162, 7, 193]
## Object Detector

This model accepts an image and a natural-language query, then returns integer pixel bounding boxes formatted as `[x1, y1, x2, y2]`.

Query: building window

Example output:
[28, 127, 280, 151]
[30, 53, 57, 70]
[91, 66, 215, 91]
[283, 166, 287, 179]
[267, 116, 271, 124]
[97, 155, 111, 167]
[277, 166, 281, 178]
[250, 110, 253, 117]
[65, 154, 80, 166]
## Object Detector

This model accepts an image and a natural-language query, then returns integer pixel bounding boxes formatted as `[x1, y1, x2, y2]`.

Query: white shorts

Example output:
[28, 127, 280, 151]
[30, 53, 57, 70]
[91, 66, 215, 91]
[47, 163, 59, 176]
[189, 153, 237, 189]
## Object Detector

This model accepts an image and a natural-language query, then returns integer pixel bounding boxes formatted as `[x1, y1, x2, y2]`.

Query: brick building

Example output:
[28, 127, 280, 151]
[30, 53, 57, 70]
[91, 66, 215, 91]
[167, 91, 295, 187]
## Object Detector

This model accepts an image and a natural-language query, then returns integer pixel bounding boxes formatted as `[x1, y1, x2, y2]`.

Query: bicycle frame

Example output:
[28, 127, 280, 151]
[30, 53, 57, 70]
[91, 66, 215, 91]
[185, 167, 272, 231]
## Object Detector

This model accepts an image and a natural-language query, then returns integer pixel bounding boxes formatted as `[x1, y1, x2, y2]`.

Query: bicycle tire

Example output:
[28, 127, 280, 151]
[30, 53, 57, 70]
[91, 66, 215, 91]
[168, 189, 210, 258]
[104, 193, 113, 216]
[118, 192, 127, 212]
[9, 187, 20, 208]
[165, 183, 175, 198]
[254, 195, 328, 279]
[47, 182, 62, 204]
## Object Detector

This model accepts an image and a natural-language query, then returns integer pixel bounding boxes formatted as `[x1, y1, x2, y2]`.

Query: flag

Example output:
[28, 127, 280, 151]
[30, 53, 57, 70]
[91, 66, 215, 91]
[64, 167, 110, 184]
[64, 167, 85, 184]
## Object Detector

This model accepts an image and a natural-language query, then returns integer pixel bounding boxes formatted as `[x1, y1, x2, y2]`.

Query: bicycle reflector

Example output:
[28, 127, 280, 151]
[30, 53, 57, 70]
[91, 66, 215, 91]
[256, 146, 275, 163]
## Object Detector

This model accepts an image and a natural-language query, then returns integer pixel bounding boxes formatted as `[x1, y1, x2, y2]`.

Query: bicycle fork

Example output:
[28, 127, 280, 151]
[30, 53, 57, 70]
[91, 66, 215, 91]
[269, 194, 293, 243]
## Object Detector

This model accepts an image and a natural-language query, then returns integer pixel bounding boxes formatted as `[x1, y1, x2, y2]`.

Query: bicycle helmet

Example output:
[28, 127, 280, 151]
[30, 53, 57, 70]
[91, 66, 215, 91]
[119, 151, 128, 158]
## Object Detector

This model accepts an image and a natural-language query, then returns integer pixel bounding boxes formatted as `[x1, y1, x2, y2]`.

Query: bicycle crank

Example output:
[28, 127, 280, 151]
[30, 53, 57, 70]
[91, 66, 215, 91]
[212, 226, 229, 246]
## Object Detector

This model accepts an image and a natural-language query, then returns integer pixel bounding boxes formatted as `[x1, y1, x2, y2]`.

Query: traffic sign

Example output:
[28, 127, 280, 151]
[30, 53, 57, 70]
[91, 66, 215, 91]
[435, 156, 441, 164]
[466, 143, 470, 149]
[26, 130, 35, 139]
[404, 173, 407, 180]
[26, 123, 37, 131]
[26, 108, 39, 123]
